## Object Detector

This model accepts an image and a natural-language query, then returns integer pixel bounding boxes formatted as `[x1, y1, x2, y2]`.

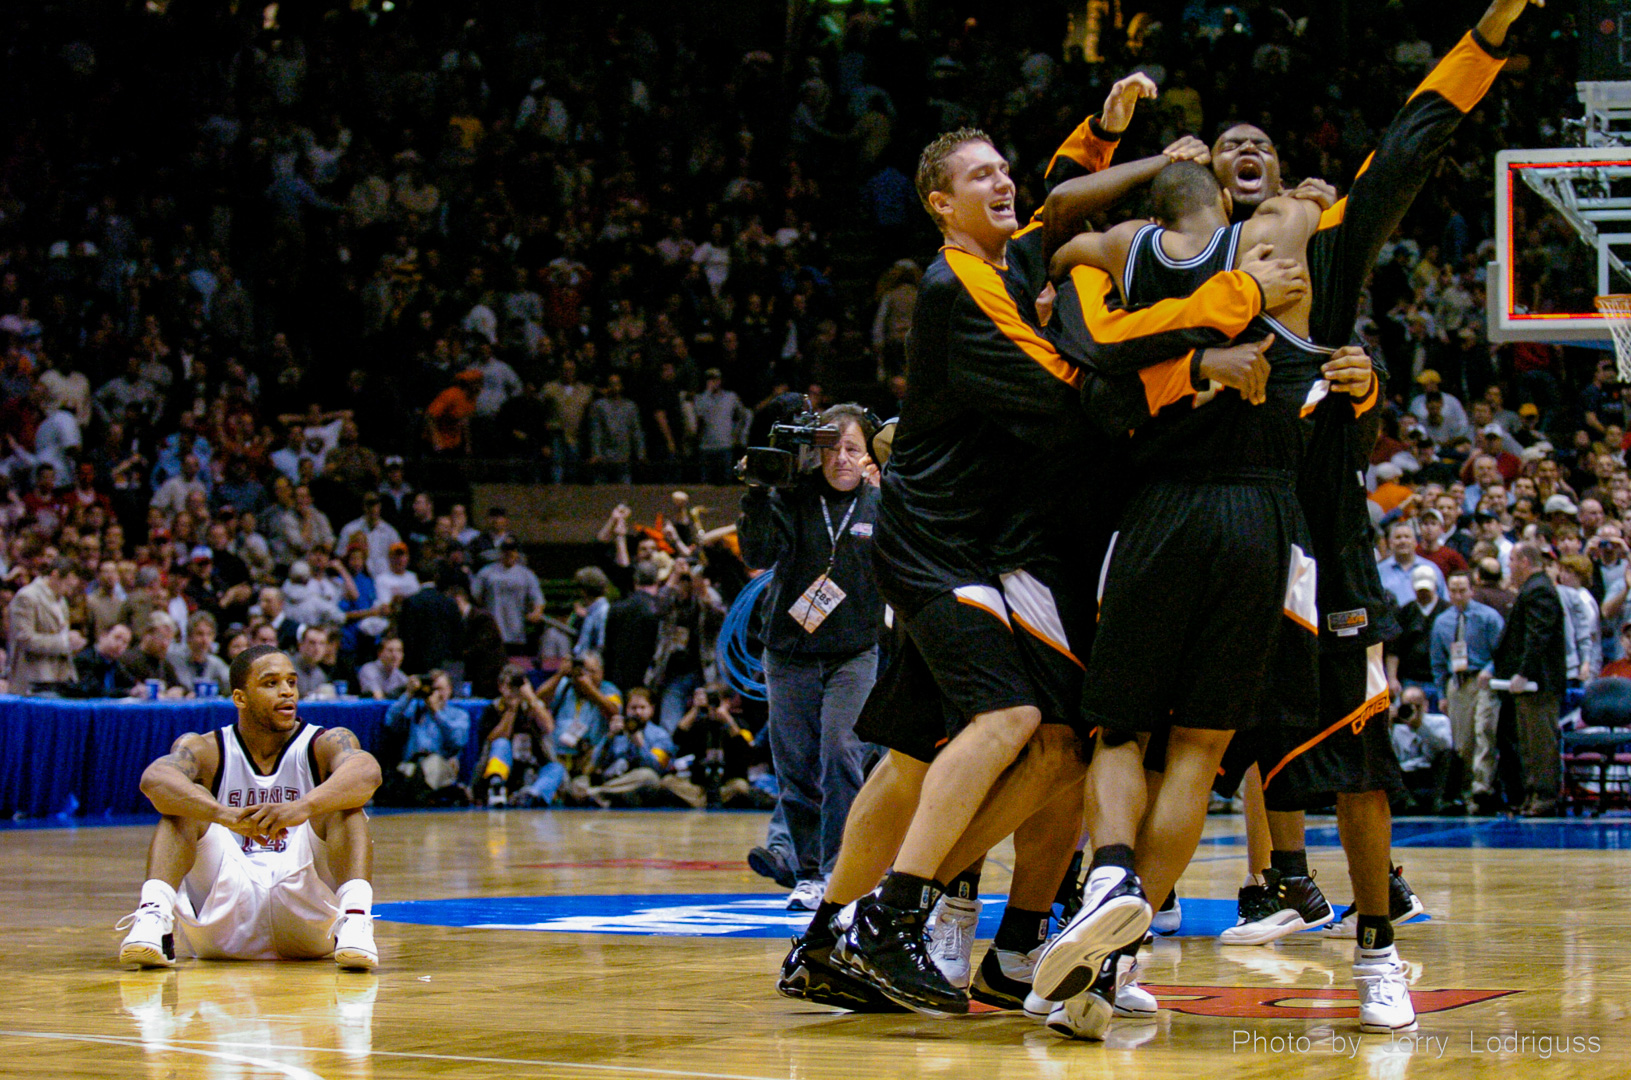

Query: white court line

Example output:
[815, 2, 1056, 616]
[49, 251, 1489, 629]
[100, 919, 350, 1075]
[0, 1028, 789, 1080]
[0, 1030, 324, 1079]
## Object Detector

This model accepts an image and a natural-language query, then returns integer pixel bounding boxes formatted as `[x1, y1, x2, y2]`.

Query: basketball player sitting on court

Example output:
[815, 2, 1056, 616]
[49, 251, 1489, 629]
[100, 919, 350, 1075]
[117, 644, 383, 971]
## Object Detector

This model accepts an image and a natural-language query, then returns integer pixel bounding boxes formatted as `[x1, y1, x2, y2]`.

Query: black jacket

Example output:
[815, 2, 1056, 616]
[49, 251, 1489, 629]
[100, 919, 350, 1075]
[603, 590, 661, 695]
[397, 587, 463, 673]
[738, 475, 883, 657]
[1391, 597, 1451, 684]
[1492, 570, 1569, 694]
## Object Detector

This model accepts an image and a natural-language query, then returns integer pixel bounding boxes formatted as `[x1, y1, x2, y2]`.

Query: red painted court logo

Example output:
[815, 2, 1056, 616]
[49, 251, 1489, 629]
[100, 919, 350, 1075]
[1144, 984, 1517, 1019]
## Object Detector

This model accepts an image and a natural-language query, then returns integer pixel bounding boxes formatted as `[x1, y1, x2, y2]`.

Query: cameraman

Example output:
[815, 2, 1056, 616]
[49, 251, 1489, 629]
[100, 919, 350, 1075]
[380, 669, 472, 806]
[738, 403, 884, 907]
[477, 667, 561, 807]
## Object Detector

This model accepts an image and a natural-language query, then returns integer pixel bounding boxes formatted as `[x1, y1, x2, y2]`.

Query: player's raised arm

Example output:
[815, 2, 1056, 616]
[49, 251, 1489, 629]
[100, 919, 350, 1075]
[1044, 137, 1213, 261]
[1040, 72, 1156, 194]
[139, 731, 227, 823]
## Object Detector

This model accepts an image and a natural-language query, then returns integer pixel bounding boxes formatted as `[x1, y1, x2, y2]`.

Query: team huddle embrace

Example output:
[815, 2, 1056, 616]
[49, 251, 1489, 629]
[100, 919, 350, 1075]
[776, 0, 1537, 1044]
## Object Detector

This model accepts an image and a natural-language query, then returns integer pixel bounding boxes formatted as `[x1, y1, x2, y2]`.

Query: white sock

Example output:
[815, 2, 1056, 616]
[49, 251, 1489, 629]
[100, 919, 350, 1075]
[336, 879, 373, 916]
[140, 879, 177, 913]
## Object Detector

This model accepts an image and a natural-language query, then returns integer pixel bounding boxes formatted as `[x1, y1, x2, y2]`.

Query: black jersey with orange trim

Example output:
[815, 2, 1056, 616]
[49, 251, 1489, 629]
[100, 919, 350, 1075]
[1041, 115, 1122, 194]
[875, 225, 1089, 611]
[1073, 221, 1333, 477]
[1270, 29, 1508, 651]
[1302, 29, 1510, 350]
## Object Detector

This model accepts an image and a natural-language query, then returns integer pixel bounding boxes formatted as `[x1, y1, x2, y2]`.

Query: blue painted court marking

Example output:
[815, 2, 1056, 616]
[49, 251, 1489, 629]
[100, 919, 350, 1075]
[373, 893, 1421, 940]
[1197, 817, 1631, 851]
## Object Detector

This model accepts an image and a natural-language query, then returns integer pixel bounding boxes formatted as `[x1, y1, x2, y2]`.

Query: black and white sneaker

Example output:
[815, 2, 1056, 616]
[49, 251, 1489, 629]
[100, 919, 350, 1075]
[1045, 953, 1117, 1040]
[778, 933, 906, 1013]
[1323, 865, 1426, 938]
[1031, 866, 1151, 1002]
[831, 894, 969, 1017]
[969, 942, 1044, 1010]
[1216, 881, 1278, 944]
[1219, 869, 1333, 945]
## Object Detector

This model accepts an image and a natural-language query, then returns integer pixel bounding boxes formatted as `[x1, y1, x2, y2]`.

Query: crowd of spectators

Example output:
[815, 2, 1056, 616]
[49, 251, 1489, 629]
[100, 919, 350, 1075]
[0, 0, 1606, 813]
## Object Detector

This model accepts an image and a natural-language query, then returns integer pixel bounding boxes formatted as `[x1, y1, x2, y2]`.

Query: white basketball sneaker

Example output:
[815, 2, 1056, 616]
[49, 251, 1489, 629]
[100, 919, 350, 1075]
[333, 913, 379, 971]
[1112, 952, 1158, 1018]
[1032, 866, 1151, 1002]
[1354, 944, 1417, 1033]
[927, 894, 981, 990]
[786, 879, 825, 912]
[117, 904, 176, 969]
[1150, 892, 1182, 935]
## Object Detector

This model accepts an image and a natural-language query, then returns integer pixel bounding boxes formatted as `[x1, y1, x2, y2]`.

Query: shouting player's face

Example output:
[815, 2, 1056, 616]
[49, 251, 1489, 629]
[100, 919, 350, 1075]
[1212, 124, 1281, 212]
[935, 139, 1017, 249]
[235, 652, 301, 734]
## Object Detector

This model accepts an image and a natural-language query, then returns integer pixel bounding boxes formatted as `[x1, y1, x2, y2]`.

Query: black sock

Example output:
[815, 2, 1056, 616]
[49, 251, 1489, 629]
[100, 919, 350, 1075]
[1058, 850, 1084, 890]
[994, 906, 1051, 952]
[1090, 843, 1135, 874]
[946, 868, 981, 901]
[1270, 848, 1310, 878]
[878, 871, 941, 912]
[807, 900, 843, 942]
[1357, 914, 1394, 951]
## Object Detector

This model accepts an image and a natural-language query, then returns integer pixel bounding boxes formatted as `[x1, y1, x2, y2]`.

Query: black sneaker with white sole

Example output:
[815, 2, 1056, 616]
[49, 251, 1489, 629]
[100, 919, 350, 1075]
[831, 895, 969, 1017]
[1324, 865, 1426, 938]
[1031, 866, 1152, 1003]
[969, 944, 1042, 1010]
[1219, 869, 1332, 945]
[778, 933, 906, 1013]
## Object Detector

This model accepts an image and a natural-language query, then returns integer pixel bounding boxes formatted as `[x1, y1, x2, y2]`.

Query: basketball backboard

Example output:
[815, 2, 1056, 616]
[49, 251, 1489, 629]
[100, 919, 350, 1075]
[1489, 144, 1631, 346]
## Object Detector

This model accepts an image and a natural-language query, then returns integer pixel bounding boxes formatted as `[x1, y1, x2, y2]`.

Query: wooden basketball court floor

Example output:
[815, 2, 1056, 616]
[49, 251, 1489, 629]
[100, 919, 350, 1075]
[3, 808, 1628, 1080]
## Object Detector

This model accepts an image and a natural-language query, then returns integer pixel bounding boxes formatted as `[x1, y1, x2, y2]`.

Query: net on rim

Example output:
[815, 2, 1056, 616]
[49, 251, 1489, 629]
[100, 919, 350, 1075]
[1595, 294, 1631, 382]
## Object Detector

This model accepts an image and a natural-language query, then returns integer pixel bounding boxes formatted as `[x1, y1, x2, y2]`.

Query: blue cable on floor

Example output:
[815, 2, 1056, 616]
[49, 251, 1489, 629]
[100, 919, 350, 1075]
[718, 569, 772, 701]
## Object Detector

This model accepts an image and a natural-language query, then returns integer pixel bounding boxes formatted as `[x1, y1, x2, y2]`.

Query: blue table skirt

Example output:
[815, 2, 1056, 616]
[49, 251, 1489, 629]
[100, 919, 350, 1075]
[0, 696, 489, 819]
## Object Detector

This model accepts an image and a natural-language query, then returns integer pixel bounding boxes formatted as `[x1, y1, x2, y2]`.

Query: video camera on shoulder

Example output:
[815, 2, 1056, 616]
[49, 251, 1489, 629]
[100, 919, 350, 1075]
[738, 393, 839, 489]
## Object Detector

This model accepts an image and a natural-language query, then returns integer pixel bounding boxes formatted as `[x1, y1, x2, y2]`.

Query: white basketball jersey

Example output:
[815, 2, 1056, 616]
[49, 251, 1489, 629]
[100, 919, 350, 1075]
[210, 721, 325, 858]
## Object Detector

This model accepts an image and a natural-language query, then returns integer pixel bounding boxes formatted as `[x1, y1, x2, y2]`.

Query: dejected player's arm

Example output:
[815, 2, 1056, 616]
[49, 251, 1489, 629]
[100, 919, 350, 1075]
[139, 731, 229, 824]
[307, 727, 382, 816]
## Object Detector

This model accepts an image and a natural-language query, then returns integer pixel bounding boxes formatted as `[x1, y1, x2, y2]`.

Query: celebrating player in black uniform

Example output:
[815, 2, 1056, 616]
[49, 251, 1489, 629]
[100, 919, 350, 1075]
[1024, 155, 1374, 1034]
[1194, 0, 1538, 1037]
[812, 96, 1312, 1017]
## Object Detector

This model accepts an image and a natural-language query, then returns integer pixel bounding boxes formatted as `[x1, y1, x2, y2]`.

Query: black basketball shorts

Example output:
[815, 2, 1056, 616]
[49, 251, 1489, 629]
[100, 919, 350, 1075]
[856, 568, 1086, 764]
[1214, 642, 1403, 810]
[1082, 476, 1318, 736]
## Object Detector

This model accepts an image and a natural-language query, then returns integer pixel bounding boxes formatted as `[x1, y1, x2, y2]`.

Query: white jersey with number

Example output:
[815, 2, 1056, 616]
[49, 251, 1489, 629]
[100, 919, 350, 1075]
[210, 720, 325, 860]
[176, 719, 343, 960]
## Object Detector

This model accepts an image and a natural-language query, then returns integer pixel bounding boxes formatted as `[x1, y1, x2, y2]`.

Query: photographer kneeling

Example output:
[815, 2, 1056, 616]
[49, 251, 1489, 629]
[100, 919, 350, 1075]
[738, 402, 885, 910]
[380, 670, 472, 806]
[477, 666, 560, 807]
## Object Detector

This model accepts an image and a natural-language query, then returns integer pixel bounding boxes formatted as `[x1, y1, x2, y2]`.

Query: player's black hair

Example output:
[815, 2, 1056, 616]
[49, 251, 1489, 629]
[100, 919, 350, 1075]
[1149, 161, 1223, 226]
[1213, 119, 1275, 147]
[229, 643, 284, 692]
